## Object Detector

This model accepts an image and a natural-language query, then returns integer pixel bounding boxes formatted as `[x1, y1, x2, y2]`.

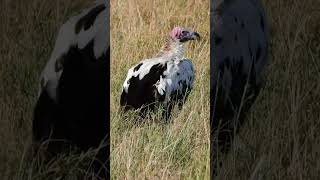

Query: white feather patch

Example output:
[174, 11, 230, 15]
[39, 1, 108, 101]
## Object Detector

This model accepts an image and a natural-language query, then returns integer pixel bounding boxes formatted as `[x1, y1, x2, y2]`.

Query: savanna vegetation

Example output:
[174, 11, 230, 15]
[110, 0, 210, 179]
[0, 0, 319, 179]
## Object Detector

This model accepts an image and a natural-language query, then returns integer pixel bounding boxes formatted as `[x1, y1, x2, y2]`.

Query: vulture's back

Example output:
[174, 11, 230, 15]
[120, 58, 194, 118]
[210, 0, 268, 157]
[211, 0, 268, 121]
[33, 2, 109, 177]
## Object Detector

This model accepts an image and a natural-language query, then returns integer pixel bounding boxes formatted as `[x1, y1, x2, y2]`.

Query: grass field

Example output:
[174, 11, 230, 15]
[0, 0, 102, 179]
[110, 0, 210, 179]
[0, 0, 319, 179]
[216, 0, 320, 179]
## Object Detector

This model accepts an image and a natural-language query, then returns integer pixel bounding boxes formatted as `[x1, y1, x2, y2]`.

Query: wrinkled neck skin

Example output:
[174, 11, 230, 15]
[155, 37, 185, 61]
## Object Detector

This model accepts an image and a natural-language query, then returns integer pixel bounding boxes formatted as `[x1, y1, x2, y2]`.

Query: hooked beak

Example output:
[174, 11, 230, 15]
[180, 31, 201, 42]
[191, 32, 200, 40]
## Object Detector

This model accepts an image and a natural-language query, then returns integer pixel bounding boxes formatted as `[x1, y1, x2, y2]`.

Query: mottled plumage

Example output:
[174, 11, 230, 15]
[38, 0, 109, 101]
[211, 0, 268, 174]
[121, 27, 200, 120]
[33, 1, 109, 177]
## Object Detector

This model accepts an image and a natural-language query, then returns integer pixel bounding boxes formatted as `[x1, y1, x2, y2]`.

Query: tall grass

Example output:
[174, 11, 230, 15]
[216, 0, 320, 179]
[110, 0, 210, 179]
[0, 0, 107, 179]
[0, 0, 319, 179]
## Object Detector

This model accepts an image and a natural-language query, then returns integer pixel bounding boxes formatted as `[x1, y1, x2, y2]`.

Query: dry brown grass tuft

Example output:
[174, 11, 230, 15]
[110, 0, 210, 179]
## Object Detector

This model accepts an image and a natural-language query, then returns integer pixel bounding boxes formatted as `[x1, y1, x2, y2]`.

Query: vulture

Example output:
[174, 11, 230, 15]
[211, 0, 268, 175]
[33, 0, 109, 178]
[120, 27, 200, 120]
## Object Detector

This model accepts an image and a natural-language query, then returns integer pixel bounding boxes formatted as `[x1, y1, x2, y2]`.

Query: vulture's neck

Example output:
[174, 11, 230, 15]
[156, 37, 185, 60]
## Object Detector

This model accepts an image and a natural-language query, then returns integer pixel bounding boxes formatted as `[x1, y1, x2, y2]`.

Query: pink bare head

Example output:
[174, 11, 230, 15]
[169, 27, 200, 42]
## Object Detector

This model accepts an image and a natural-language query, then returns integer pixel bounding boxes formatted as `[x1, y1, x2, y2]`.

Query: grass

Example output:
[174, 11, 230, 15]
[0, 0, 319, 179]
[216, 0, 320, 179]
[0, 0, 107, 179]
[110, 0, 210, 179]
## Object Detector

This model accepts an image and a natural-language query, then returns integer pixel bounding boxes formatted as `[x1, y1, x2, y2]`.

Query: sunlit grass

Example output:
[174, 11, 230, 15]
[216, 0, 320, 179]
[110, 0, 210, 179]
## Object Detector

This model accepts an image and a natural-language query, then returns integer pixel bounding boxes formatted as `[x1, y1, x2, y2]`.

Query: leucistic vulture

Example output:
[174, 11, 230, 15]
[211, 0, 268, 175]
[32, 0, 109, 177]
[120, 27, 200, 120]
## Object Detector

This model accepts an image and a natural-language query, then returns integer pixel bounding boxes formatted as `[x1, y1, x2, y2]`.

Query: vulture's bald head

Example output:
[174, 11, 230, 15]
[169, 27, 200, 43]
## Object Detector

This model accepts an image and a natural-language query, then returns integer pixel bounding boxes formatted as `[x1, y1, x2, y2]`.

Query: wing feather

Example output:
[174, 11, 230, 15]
[121, 58, 195, 110]
[39, 2, 108, 101]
